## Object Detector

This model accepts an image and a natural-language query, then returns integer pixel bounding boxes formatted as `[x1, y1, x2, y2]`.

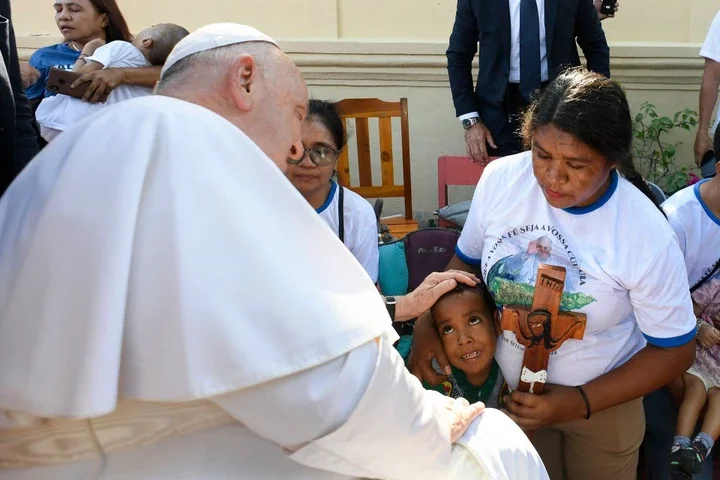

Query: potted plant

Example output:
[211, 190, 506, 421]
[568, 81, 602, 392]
[632, 102, 700, 196]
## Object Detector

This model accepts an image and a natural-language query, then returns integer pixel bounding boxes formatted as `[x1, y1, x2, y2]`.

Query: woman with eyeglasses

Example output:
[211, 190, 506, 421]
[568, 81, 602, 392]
[286, 99, 379, 283]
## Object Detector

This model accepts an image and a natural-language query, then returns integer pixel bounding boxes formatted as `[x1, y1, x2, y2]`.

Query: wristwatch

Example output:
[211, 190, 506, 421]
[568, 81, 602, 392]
[462, 117, 481, 130]
[384, 296, 396, 321]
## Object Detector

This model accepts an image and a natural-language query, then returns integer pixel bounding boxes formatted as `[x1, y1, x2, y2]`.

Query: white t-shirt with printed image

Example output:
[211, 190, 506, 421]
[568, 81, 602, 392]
[316, 181, 379, 283]
[456, 152, 696, 389]
[663, 180, 720, 290]
[36, 41, 153, 133]
[700, 9, 720, 135]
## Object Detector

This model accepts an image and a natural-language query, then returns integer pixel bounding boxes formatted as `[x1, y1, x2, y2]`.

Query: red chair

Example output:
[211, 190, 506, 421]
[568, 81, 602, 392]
[437, 155, 499, 227]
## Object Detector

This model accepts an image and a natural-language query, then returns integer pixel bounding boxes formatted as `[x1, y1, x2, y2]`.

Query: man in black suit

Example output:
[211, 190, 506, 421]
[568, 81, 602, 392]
[447, 0, 610, 162]
[0, 0, 39, 195]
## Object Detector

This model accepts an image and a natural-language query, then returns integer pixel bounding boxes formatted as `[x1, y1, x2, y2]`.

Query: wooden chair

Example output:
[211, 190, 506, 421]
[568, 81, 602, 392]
[334, 98, 413, 221]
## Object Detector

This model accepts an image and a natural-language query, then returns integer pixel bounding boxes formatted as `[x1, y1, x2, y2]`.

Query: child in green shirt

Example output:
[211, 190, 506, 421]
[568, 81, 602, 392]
[397, 282, 504, 407]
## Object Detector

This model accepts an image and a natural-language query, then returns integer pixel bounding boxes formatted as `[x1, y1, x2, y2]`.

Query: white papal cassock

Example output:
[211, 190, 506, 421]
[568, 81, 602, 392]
[0, 95, 548, 479]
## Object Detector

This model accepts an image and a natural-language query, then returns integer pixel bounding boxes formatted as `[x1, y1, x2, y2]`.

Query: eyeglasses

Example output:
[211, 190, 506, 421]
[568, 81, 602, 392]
[287, 146, 340, 166]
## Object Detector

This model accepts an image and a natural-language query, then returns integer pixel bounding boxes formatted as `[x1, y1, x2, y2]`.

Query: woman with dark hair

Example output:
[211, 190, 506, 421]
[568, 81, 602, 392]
[286, 99, 379, 283]
[407, 68, 697, 479]
[23, 0, 160, 106]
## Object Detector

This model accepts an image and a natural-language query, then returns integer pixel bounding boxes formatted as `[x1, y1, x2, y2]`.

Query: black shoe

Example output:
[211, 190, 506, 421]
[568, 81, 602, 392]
[690, 438, 710, 472]
[669, 445, 695, 479]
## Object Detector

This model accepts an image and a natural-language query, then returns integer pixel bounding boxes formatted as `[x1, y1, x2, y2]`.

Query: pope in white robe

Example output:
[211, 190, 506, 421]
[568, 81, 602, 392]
[0, 24, 548, 480]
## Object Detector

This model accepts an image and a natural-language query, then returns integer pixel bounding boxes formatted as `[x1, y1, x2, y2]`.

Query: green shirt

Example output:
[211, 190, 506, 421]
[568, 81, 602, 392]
[396, 335, 504, 408]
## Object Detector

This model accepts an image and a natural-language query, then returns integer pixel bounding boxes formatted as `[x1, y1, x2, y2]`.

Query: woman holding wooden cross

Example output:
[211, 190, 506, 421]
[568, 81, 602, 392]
[407, 68, 697, 479]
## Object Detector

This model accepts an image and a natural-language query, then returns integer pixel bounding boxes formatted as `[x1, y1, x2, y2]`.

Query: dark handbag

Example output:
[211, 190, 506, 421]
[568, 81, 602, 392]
[701, 150, 717, 179]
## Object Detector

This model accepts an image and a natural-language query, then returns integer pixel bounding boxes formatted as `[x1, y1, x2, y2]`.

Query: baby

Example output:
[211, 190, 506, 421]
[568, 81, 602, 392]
[398, 282, 504, 407]
[36, 23, 189, 142]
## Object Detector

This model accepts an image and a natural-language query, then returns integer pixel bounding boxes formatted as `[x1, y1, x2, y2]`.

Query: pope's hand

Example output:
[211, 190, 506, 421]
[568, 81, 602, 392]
[398, 270, 480, 322]
[444, 396, 485, 443]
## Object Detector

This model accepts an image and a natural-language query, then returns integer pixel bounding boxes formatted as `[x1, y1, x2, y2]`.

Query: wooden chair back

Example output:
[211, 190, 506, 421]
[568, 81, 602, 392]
[333, 98, 413, 220]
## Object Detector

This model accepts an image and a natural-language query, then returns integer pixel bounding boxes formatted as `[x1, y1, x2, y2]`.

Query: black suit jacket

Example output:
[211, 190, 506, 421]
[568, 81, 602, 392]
[0, 0, 39, 196]
[447, 0, 610, 138]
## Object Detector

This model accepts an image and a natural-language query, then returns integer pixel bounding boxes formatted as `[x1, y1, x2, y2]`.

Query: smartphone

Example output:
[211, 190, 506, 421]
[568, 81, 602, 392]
[701, 150, 717, 178]
[600, 0, 617, 16]
[46, 68, 89, 100]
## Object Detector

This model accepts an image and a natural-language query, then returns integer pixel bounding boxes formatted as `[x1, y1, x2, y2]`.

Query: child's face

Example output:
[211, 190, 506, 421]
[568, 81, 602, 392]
[432, 291, 498, 378]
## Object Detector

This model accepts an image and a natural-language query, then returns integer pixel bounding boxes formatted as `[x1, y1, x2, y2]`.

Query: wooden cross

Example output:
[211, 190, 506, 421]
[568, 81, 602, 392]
[500, 264, 587, 395]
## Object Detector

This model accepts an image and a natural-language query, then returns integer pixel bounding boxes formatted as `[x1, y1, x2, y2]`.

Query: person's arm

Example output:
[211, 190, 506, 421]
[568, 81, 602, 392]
[211, 337, 483, 479]
[23, 51, 47, 108]
[694, 59, 720, 164]
[446, 0, 478, 119]
[72, 38, 105, 73]
[393, 269, 481, 322]
[446, 0, 496, 163]
[575, 0, 611, 77]
[70, 66, 161, 103]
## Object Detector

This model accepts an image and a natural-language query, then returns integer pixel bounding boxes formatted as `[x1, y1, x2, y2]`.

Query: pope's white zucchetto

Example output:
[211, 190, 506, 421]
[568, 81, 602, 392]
[161, 23, 279, 76]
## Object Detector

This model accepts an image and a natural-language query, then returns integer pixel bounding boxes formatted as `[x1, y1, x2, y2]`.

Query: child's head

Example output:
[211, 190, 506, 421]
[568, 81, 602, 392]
[430, 282, 499, 382]
[133, 24, 190, 66]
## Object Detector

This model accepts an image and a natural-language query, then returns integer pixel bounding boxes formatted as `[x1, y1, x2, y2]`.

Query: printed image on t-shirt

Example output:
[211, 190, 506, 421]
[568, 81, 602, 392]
[484, 226, 597, 310]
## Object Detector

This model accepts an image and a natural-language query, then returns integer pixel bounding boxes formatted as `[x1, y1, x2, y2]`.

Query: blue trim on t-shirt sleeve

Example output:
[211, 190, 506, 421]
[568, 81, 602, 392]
[563, 169, 619, 215]
[643, 328, 696, 348]
[315, 181, 337, 214]
[695, 179, 720, 227]
[455, 245, 482, 266]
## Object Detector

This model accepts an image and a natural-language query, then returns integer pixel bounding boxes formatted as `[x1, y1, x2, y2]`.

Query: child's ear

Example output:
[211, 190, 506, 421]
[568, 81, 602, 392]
[142, 38, 154, 49]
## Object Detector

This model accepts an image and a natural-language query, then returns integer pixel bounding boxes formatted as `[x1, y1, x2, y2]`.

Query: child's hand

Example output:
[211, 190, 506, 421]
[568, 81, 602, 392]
[697, 324, 720, 349]
[81, 38, 106, 56]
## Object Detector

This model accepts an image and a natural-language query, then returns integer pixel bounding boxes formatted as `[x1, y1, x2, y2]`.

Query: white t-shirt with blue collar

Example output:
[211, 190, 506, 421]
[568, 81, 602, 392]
[663, 179, 720, 288]
[456, 151, 696, 389]
[316, 181, 379, 283]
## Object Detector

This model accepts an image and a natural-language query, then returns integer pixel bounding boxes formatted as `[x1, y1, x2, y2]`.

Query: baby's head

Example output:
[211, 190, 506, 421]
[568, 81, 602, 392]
[133, 24, 190, 66]
[431, 281, 499, 383]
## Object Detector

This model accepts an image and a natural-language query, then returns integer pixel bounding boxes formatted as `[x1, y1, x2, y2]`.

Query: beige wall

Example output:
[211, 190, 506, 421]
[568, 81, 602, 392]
[11, 0, 717, 217]
[11, 0, 720, 42]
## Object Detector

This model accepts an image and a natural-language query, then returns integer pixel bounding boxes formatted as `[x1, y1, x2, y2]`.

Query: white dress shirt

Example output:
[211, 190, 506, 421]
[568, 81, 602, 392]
[459, 0, 549, 121]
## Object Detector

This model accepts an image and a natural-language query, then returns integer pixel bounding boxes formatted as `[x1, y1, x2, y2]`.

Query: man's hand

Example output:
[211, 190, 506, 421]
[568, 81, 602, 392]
[19, 62, 41, 90]
[442, 396, 485, 443]
[396, 270, 480, 322]
[71, 68, 124, 103]
[698, 324, 720, 349]
[465, 122, 496, 164]
[695, 130, 713, 166]
[593, 0, 619, 20]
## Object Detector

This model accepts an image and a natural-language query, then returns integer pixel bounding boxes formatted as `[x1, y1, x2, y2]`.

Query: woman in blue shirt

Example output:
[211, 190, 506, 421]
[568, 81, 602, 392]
[24, 0, 159, 106]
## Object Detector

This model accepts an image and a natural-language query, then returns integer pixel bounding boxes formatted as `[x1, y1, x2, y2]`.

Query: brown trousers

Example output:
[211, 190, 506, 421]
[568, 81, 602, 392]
[531, 398, 645, 480]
